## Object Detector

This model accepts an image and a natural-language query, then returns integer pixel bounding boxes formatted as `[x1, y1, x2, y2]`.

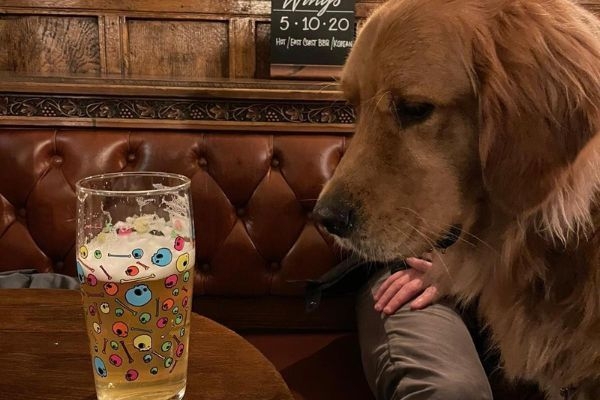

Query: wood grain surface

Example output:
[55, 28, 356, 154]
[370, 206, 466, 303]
[255, 22, 272, 80]
[126, 20, 229, 78]
[0, 72, 345, 100]
[229, 18, 256, 79]
[0, 1, 597, 80]
[0, 16, 100, 74]
[0, 1, 384, 17]
[0, 1, 385, 80]
[0, 289, 293, 400]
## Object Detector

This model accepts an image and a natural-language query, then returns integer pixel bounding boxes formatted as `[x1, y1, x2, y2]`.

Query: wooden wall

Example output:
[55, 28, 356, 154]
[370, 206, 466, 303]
[0, 1, 598, 81]
[0, 1, 384, 80]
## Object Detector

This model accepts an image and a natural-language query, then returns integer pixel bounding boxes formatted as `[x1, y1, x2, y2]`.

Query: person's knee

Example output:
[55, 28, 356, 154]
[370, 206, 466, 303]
[426, 380, 492, 400]
[387, 375, 493, 400]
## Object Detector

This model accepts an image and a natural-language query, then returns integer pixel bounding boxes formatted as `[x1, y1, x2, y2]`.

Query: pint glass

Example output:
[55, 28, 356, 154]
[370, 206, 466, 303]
[76, 172, 194, 400]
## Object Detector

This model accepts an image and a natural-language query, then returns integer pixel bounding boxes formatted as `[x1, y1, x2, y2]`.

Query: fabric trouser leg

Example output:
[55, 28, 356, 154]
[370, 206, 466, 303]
[356, 268, 493, 400]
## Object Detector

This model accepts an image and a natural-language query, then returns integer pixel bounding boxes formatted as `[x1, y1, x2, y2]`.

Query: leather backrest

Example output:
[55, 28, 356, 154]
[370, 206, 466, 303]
[0, 129, 348, 298]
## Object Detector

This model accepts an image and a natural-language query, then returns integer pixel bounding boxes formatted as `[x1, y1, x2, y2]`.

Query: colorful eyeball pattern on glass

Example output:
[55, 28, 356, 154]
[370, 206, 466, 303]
[79, 235, 193, 381]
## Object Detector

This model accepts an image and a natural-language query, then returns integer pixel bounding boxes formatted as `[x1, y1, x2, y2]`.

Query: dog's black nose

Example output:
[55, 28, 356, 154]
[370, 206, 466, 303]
[313, 199, 356, 238]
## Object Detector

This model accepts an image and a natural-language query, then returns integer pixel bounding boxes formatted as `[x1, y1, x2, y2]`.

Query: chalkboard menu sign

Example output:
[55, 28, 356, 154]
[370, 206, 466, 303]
[270, 0, 356, 79]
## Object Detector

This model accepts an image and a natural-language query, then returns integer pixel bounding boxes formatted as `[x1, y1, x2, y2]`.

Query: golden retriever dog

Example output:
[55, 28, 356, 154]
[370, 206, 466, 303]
[313, 0, 600, 398]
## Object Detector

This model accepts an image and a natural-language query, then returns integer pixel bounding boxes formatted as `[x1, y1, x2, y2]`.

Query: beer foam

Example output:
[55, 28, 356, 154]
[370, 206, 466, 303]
[78, 214, 195, 282]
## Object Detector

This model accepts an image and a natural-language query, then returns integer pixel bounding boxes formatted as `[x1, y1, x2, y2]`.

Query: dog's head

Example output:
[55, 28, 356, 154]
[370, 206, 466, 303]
[314, 0, 600, 261]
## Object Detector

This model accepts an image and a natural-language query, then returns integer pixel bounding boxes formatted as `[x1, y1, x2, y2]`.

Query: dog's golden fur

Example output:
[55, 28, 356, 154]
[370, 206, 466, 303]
[319, 0, 600, 398]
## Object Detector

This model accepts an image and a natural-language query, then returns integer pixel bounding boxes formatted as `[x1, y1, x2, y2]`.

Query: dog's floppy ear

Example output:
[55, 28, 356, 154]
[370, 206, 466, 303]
[472, 1, 600, 216]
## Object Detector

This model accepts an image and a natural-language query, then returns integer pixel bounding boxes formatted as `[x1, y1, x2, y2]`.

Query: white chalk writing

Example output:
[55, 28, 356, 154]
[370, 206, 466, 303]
[282, 0, 342, 17]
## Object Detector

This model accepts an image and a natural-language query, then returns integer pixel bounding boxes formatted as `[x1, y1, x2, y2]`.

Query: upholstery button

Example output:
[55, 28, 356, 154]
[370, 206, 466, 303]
[18, 208, 26, 218]
[270, 262, 281, 271]
[271, 158, 280, 168]
[55, 261, 64, 270]
[236, 208, 246, 217]
[198, 157, 208, 168]
[307, 211, 314, 220]
[127, 153, 136, 162]
[51, 155, 63, 166]
[201, 263, 210, 272]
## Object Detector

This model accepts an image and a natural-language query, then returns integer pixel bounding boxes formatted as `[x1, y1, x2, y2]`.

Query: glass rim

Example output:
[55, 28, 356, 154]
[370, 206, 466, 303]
[76, 171, 191, 196]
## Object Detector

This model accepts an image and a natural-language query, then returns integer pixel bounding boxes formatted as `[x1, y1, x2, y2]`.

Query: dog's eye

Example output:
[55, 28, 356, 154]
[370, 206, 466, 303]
[393, 100, 435, 126]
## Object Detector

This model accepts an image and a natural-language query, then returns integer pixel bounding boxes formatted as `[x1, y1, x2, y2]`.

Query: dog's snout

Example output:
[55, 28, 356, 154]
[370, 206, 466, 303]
[313, 199, 356, 238]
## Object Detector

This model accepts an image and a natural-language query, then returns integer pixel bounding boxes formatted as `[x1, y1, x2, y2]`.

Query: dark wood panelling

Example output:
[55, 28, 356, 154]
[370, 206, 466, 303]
[0, 1, 386, 79]
[0, 1, 383, 17]
[255, 22, 271, 79]
[126, 19, 229, 78]
[0, 1, 597, 80]
[229, 17, 256, 79]
[0, 16, 100, 74]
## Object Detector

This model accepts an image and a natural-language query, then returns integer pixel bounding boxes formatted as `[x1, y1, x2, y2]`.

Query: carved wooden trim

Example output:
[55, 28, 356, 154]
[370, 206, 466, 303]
[0, 93, 355, 131]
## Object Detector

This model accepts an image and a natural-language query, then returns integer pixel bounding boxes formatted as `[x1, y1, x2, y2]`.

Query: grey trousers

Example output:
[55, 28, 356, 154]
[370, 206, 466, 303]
[357, 268, 493, 400]
[0, 269, 79, 289]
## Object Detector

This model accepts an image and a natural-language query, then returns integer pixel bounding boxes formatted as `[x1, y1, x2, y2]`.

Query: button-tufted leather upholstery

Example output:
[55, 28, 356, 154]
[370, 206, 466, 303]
[0, 128, 349, 296]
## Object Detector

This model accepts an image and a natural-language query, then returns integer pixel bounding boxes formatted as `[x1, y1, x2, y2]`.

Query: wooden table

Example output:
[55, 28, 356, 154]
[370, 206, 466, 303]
[0, 289, 294, 400]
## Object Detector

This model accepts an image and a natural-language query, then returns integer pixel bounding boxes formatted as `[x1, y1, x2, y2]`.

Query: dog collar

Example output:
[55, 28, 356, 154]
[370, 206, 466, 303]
[434, 224, 463, 251]
[390, 224, 462, 274]
[303, 225, 464, 311]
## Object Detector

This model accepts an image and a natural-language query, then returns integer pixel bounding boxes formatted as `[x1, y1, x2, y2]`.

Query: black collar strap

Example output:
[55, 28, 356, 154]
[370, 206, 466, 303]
[303, 255, 378, 312]
[434, 224, 463, 251]
[303, 225, 463, 312]
[390, 224, 462, 274]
